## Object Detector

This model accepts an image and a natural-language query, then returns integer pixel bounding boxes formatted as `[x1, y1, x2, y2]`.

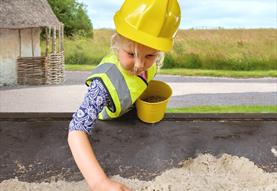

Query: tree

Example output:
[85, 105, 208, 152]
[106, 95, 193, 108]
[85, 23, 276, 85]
[48, 0, 93, 37]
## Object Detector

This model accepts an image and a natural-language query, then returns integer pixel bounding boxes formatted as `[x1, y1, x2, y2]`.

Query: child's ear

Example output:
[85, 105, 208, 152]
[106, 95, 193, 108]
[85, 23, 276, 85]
[155, 52, 165, 68]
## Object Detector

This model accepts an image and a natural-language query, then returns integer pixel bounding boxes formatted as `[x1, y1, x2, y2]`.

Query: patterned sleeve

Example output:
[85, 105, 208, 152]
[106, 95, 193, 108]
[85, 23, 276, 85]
[69, 78, 110, 135]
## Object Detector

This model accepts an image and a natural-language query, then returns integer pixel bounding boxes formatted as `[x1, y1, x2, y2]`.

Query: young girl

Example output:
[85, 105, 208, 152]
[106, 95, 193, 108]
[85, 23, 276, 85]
[68, 0, 181, 190]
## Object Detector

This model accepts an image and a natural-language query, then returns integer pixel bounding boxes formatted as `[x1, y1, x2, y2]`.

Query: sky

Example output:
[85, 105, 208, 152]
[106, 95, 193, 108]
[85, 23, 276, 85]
[78, 0, 277, 29]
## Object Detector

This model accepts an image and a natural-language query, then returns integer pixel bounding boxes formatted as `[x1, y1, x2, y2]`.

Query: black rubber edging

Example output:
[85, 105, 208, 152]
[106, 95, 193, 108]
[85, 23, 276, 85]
[0, 112, 276, 121]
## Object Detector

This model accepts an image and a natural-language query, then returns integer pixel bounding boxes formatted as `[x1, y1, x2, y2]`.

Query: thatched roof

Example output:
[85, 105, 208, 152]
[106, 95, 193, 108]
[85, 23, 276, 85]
[0, 0, 62, 29]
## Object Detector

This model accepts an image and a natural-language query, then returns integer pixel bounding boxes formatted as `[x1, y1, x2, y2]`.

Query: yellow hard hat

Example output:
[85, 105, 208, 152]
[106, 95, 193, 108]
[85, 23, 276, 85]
[114, 0, 181, 52]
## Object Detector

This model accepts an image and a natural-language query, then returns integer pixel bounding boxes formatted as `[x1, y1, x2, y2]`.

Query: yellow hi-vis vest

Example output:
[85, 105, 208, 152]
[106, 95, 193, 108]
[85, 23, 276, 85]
[86, 52, 157, 120]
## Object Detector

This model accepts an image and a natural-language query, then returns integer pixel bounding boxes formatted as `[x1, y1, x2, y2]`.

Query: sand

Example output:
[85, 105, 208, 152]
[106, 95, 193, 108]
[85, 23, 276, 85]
[1, 154, 276, 191]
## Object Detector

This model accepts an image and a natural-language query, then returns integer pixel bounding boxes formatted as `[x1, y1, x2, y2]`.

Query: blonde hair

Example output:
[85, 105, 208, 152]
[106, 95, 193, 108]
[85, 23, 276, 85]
[110, 33, 164, 69]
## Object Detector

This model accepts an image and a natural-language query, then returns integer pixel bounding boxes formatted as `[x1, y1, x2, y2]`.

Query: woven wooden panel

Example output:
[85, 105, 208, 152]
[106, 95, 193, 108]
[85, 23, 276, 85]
[17, 57, 47, 85]
[46, 51, 64, 84]
[16, 51, 64, 85]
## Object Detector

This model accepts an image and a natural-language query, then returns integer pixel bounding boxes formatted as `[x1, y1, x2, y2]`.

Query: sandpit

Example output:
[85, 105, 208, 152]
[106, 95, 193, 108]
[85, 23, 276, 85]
[1, 154, 276, 191]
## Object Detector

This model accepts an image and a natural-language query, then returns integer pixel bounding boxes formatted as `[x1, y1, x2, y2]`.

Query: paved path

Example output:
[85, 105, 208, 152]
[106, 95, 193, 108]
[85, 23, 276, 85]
[0, 71, 276, 112]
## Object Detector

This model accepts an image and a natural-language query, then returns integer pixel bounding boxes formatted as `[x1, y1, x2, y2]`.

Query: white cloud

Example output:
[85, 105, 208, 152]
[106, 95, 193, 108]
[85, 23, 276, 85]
[79, 0, 277, 29]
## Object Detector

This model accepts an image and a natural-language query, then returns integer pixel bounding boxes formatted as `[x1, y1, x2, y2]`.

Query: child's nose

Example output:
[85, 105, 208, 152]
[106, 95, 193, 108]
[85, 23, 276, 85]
[134, 57, 145, 69]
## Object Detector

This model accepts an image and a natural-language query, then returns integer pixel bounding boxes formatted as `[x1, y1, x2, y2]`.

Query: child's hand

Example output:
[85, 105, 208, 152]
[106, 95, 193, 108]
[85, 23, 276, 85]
[92, 177, 131, 191]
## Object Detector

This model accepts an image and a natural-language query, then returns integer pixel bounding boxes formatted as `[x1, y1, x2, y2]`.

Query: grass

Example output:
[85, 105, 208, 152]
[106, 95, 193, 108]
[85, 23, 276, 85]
[165, 29, 277, 70]
[158, 68, 277, 78]
[166, 105, 277, 113]
[42, 29, 277, 77]
[65, 64, 95, 71]
[59, 29, 277, 71]
[65, 64, 277, 78]
[43, 29, 277, 73]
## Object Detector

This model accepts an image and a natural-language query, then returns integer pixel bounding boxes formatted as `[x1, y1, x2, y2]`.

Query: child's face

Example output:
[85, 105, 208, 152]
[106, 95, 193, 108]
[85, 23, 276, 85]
[118, 43, 159, 75]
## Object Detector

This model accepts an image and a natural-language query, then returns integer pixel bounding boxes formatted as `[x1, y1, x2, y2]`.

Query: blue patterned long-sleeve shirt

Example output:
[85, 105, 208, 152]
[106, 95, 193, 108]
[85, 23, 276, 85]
[69, 78, 111, 135]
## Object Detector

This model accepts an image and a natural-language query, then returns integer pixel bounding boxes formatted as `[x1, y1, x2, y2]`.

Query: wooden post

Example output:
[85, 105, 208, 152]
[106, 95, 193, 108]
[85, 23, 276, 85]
[52, 27, 56, 53]
[31, 28, 34, 57]
[61, 24, 64, 51]
[45, 27, 50, 57]
[58, 24, 61, 52]
[18, 29, 21, 57]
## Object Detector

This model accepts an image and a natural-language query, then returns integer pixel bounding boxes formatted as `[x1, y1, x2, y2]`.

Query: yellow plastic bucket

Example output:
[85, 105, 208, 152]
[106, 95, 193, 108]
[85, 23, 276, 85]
[135, 80, 172, 123]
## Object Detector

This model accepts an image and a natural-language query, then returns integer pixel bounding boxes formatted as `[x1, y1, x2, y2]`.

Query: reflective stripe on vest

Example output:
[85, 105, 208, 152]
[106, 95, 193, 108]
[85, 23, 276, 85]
[88, 63, 132, 118]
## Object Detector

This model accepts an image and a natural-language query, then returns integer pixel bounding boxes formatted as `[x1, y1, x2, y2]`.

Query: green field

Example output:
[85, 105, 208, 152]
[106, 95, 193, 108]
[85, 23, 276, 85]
[166, 105, 277, 113]
[166, 29, 276, 71]
[61, 29, 276, 71]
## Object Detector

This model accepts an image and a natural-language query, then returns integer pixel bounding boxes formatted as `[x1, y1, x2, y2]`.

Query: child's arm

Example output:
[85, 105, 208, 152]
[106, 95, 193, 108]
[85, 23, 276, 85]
[68, 131, 130, 191]
[68, 79, 131, 191]
[68, 131, 106, 188]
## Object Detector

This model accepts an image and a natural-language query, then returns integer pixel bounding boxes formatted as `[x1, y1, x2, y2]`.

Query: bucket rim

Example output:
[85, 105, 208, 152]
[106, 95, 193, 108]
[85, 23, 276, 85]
[136, 80, 172, 105]
[136, 96, 170, 105]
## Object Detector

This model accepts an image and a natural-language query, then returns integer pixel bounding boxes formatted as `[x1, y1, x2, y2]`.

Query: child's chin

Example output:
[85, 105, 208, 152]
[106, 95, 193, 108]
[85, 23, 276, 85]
[128, 71, 136, 75]
[125, 68, 142, 75]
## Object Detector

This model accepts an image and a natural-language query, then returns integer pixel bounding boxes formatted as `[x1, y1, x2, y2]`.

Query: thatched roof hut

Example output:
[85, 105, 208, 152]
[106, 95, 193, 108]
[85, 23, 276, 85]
[0, 0, 61, 29]
[0, 0, 64, 86]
